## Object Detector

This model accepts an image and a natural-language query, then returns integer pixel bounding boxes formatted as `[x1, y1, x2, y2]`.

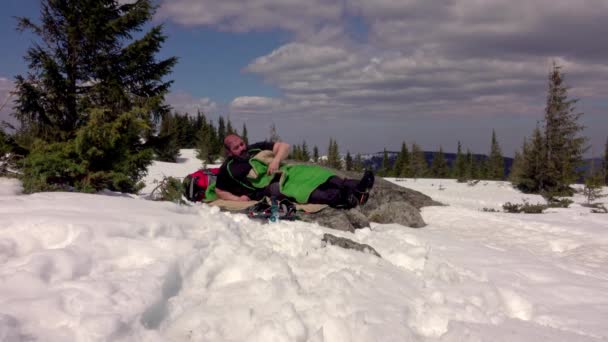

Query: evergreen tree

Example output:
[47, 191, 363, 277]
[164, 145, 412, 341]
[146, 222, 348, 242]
[269, 123, 280, 142]
[464, 149, 474, 180]
[196, 115, 215, 163]
[313, 146, 319, 163]
[345, 151, 353, 171]
[410, 143, 428, 178]
[488, 130, 505, 180]
[241, 123, 249, 145]
[292, 145, 302, 160]
[217, 116, 226, 147]
[453, 141, 467, 181]
[430, 146, 449, 178]
[13, 0, 176, 193]
[354, 153, 364, 172]
[379, 148, 389, 176]
[542, 63, 588, 195]
[515, 126, 546, 192]
[151, 112, 179, 162]
[226, 118, 235, 135]
[301, 141, 311, 161]
[583, 159, 605, 204]
[508, 148, 525, 184]
[392, 142, 406, 177]
[604, 137, 608, 185]
[327, 138, 341, 169]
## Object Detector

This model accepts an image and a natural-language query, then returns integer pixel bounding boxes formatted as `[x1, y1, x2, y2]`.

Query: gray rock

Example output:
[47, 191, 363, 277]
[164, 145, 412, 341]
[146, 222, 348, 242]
[366, 201, 426, 228]
[322, 233, 382, 258]
[302, 169, 441, 231]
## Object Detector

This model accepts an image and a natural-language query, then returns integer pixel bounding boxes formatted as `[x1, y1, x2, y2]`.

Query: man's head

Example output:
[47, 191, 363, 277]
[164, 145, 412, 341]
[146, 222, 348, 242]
[224, 134, 247, 158]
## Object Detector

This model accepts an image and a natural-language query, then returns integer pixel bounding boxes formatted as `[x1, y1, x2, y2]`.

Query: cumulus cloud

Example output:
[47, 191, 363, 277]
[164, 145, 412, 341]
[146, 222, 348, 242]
[165, 91, 219, 116]
[157, 0, 608, 154]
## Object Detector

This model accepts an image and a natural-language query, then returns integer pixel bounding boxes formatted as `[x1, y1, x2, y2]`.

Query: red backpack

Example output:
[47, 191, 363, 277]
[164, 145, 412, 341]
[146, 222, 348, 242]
[182, 168, 220, 202]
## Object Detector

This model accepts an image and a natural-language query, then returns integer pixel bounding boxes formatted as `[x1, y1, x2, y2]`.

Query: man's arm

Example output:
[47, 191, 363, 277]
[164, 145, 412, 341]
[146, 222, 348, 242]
[215, 187, 251, 201]
[268, 141, 290, 174]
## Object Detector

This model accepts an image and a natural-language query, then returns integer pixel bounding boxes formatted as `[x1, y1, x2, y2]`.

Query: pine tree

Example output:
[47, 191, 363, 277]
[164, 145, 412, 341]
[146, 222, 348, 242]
[430, 146, 449, 178]
[453, 141, 467, 181]
[313, 146, 319, 163]
[327, 138, 341, 169]
[379, 148, 389, 176]
[151, 112, 179, 162]
[345, 151, 353, 171]
[410, 143, 428, 178]
[217, 116, 226, 146]
[196, 115, 215, 163]
[241, 123, 249, 145]
[516, 126, 546, 192]
[604, 137, 608, 185]
[583, 159, 605, 205]
[301, 141, 310, 161]
[269, 123, 280, 142]
[354, 153, 364, 172]
[488, 130, 505, 180]
[464, 149, 474, 180]
[542, 62, 588, 195]
[508, 147, 525, 184]
[226, 118, 235, 135]
[13, 0, 176, 193]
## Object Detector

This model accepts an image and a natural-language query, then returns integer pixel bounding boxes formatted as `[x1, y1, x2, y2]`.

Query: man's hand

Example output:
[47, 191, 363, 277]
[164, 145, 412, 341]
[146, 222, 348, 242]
[238, 195, 251, 201]
[267, 159, 280, 175]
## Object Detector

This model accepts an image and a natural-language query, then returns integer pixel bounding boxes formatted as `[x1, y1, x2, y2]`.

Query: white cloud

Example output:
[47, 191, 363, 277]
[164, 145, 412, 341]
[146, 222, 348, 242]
[155, 0, 608, 154]
[165, 91, 219, 116]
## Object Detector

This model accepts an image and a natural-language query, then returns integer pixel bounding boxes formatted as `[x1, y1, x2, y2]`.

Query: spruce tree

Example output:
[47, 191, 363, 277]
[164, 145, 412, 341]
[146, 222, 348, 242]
[508, 148, 525, 184]
[453, 141, 467, 181]
[313, 146, 319, 163]
[430, 146, 449, 178]
[151, 112, 179, 162]
[13, 0, 176, 193]
[217, 116, 226, 146]
[196, 115, 215, 163]
[488, 130, 505, 180]
[226, 118, 235, 135]
[410, 143, 428, 178]
[241, 123, 249, 145]
[604, 137, 608, 185]
[516, 126, 546, 192]
[379, 148, 389, 176]
[354, 153, 364, 172]
[543, 63, 588, 195]
[345, 151, 353, 171]
[464, 149, 474, 180]
[301, 141, 311, 161]
[269, 123, 280, 142]
[327, 138, 341, 169]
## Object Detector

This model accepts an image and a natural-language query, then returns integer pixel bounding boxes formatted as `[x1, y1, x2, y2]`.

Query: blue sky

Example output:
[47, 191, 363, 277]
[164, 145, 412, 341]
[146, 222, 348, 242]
[1, 0, 607, 157]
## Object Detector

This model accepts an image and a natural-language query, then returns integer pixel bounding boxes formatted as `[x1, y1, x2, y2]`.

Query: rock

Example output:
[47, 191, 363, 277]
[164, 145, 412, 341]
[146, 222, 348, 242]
[301, 169, 441, 231]
[299, 207, 358, 232]
[322, 233, 382, 258]
[366, 201, 426, 228]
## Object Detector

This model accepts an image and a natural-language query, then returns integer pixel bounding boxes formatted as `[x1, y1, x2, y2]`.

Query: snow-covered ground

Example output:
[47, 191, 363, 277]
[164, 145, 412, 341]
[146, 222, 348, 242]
[1, 150, 607, 341]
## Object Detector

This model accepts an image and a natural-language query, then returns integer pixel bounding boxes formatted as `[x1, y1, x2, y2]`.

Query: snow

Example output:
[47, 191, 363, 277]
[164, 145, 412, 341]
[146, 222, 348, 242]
[1, 150, 608, 341]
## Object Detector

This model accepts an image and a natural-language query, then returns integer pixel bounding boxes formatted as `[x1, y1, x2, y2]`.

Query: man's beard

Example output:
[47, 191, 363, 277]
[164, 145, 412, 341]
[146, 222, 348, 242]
[237, 151, 250, 159]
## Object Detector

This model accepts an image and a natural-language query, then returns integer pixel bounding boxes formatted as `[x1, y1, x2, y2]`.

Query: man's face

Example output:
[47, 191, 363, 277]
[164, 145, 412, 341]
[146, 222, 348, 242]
[228, 137, 247, 157]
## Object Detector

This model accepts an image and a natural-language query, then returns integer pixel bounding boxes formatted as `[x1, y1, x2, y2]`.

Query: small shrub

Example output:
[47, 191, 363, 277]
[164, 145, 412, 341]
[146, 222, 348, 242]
[482, 207, 499, 212]
[546, 197, 573, 208]
[467, 180, 480, 186]
[150, 176, 187, 204]
[582, 202, 607, 214]
[502, 200, 547, 214]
